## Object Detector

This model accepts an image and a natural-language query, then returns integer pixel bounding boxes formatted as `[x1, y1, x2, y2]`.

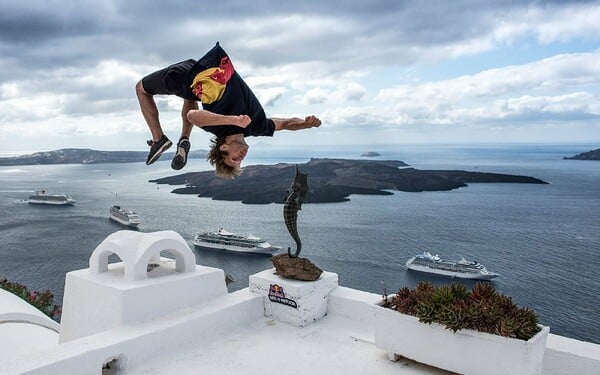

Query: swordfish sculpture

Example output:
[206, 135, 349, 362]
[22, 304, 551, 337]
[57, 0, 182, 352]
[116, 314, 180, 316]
[283, 166, 309, 258]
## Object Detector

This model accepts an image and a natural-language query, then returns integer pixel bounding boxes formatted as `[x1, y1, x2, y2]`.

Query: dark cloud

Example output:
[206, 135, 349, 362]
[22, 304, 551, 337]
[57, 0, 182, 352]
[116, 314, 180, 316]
[1, 0, 598, 124]
[0, 0, 560, 74]
[0, 5, 98, 44]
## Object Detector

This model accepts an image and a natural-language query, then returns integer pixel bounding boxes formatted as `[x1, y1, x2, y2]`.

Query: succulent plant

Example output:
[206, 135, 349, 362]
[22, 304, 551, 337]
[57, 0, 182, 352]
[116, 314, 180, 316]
[384, 281, 541, 341]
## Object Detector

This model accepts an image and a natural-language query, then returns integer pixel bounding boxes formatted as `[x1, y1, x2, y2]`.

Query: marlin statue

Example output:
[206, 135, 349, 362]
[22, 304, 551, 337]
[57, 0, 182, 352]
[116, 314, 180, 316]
[283, 165, 309, 258]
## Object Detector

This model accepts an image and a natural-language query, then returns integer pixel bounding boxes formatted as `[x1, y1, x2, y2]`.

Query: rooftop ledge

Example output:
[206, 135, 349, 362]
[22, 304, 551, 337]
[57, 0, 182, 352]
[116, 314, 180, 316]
[1, 230, 598, 375]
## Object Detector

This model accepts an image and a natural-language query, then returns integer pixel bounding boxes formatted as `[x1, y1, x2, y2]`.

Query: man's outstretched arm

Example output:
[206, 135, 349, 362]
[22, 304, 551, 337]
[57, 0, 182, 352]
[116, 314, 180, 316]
[273, 116, 321, 131]
[186, 109, 251, 128]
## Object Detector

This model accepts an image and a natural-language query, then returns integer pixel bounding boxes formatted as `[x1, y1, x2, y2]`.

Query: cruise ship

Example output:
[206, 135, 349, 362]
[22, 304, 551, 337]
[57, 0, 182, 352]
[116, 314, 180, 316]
[109, 205, 141, 227]
[27, 190, 75, 205]
[193, 228, 280, 255]
[406, 251, 499, 280]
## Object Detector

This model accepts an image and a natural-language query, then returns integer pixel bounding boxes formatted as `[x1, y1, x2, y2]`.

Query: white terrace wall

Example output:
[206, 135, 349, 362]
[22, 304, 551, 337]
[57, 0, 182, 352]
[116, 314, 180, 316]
[327, 286, 600, 375]
[1, 290, 263, 375]
[0, 289, 60, 364]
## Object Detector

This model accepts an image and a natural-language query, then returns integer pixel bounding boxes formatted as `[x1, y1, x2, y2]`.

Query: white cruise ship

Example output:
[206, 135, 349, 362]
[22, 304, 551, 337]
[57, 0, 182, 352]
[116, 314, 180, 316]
[406, 251, 499, 280]
[109, 205, 141, 227]
[193, 228, 280, 255]
[27, 190, 75, 205]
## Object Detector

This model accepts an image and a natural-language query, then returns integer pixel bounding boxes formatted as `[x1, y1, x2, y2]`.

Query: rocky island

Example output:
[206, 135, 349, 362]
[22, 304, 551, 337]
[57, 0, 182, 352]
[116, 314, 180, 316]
[360, 151, 381, 157]
[564, 148, 600, 160]
[150, 158, 548, 204]
[0, 148, 207, 166]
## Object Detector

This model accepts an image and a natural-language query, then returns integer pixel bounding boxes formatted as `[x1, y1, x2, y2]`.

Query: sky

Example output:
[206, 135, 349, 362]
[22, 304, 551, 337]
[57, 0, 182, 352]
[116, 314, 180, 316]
[1, 0, 599, 154]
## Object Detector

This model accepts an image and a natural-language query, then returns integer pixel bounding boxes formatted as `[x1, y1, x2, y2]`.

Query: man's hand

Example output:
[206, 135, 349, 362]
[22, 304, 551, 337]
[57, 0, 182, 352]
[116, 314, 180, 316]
[233, 115, 251, 128]
[304, 115, 321, 128]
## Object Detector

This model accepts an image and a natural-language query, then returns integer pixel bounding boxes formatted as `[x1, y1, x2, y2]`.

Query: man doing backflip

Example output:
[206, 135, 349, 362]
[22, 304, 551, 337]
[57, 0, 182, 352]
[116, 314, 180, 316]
[135, 42, 321, 179]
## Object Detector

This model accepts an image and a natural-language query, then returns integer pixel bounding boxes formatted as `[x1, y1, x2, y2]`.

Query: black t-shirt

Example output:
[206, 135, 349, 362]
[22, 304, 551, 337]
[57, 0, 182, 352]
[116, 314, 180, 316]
[141, 43, 275, 138]
[198, 71, 275, 138]
[184, 43, 275, 138]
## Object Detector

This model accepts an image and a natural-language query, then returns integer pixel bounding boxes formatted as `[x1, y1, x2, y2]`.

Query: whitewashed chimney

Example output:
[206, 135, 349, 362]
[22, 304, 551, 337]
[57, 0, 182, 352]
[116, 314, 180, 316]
[59, 230, 227, 343]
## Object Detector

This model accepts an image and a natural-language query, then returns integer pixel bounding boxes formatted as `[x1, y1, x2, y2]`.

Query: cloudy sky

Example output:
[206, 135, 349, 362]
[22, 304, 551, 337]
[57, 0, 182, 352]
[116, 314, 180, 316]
[1, 0, 599, 153]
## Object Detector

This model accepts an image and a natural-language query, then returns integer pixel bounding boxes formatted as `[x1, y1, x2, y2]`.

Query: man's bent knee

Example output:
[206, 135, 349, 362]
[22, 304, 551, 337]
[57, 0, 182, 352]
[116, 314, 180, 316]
[186, 110, 197, 123]
[135, 80, 148, 96]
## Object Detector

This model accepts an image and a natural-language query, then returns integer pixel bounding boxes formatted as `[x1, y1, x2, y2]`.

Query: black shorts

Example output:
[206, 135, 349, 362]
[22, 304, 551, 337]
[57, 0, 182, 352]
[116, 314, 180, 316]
[141, 59, 196, 99]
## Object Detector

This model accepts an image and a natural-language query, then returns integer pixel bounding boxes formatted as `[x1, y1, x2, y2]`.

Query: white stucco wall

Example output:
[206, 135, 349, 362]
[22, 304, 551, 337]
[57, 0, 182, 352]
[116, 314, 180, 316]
[543, 334, 600, 375]
[0, 288, 59, 363]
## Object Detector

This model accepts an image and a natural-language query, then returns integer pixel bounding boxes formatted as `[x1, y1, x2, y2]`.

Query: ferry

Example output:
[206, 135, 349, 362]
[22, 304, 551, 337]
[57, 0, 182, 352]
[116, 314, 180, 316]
[193, 228, 281, 255]
[27, 190, 75, 205]
[406, 251, 499, 280]
[109, 205, 141, 227]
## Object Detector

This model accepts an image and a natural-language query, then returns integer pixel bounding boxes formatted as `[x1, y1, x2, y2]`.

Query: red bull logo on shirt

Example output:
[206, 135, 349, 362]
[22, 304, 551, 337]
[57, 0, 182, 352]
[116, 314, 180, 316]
[190, 55, 234, 104]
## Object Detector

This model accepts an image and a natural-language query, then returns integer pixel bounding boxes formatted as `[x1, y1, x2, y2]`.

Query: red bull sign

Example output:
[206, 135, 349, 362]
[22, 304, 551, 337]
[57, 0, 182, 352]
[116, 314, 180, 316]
[268, 284, 297, 308]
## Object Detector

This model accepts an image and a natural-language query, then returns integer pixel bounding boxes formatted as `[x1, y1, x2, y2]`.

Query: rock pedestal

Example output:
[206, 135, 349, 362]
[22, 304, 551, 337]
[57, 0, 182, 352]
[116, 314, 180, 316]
[249, 268, 338, 327]
[271, 254, 323, 281]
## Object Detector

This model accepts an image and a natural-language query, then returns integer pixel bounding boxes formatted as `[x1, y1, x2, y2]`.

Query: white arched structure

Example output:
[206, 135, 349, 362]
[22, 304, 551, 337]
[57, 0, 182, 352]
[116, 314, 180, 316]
[89, 230, 196, 281]
[60, 230, 227, 343]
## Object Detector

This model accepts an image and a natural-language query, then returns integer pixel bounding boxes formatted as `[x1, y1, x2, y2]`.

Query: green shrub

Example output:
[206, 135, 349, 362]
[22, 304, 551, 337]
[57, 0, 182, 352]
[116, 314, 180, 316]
[0, 278, 61, 319]
[382, 281, 540, 340]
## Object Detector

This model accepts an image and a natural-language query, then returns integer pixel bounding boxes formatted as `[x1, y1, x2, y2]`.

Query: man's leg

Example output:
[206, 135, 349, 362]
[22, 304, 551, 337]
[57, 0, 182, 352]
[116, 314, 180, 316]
[272, 116, 321, 131]
[136, 81, 172, 164]
[171, 100, 198, 170]
[136, 81, 165, 142]
[180, 99, 198, 139]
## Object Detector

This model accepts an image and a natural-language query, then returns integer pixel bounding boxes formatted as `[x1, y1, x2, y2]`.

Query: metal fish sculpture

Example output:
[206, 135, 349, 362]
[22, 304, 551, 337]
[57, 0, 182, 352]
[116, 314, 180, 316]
[283, 165, 309, 258]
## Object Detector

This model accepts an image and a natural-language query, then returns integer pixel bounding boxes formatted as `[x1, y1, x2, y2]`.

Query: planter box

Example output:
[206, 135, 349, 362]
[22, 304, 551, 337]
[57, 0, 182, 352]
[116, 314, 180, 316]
[374, 300, 549, 375]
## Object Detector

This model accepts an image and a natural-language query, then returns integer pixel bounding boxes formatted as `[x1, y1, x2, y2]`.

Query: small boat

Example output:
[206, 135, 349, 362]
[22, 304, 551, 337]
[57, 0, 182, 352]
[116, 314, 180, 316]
[406, 251, 499, 280]
[109, 205, 141, 227]
[193, 228, 281, 255]
[27, 190, 75, 205]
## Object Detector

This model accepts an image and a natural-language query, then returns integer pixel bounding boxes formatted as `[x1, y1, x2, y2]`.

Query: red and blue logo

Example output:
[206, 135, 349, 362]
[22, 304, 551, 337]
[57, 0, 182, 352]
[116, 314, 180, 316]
[268, 284, 297, 308]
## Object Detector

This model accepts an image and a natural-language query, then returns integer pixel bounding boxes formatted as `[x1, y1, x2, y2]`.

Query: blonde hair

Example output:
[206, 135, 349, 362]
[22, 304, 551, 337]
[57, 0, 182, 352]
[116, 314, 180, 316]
[207, 137, 242, 180]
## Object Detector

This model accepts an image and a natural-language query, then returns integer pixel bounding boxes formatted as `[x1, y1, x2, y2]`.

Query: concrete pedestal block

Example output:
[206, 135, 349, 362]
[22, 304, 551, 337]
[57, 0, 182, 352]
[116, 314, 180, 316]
[249, 268, 338, 327]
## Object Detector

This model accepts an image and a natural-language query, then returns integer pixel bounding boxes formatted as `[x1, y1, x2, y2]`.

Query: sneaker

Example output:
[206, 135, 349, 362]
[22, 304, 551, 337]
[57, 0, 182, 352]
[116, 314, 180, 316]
[171, 138, 191, 170]
[146, 135, 172, 165]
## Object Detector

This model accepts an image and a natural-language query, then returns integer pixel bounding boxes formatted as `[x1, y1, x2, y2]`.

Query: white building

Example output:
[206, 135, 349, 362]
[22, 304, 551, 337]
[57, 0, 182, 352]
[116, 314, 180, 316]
[1, 230, 598, 374]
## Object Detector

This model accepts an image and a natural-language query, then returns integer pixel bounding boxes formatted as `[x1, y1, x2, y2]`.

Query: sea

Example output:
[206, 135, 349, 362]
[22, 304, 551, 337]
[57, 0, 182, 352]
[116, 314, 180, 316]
[0, 143, 598, 344]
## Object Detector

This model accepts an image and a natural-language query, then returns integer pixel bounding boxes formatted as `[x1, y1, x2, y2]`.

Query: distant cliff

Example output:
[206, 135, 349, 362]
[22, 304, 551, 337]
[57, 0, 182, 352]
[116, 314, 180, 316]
[150, 158, 548, 204]
[0, 148, 207, 166]
[564, 148, 600, 160]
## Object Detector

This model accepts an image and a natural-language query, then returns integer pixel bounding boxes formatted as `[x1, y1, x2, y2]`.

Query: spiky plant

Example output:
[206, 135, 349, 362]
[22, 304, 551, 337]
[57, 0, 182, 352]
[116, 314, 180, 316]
[438, 300, 469, 332]
[384, 281, 541, 341]
[431, 284, 456, 306]
[470, 282, 496, 301]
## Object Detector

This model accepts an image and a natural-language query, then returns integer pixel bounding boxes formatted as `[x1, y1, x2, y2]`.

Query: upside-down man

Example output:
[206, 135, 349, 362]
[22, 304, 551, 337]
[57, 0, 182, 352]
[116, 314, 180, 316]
[135, 42, 321, 179]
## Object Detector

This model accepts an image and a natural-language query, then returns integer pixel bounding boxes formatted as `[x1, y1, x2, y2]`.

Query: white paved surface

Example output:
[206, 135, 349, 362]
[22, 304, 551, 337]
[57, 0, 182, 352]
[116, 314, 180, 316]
[131, 314, 453, 375]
